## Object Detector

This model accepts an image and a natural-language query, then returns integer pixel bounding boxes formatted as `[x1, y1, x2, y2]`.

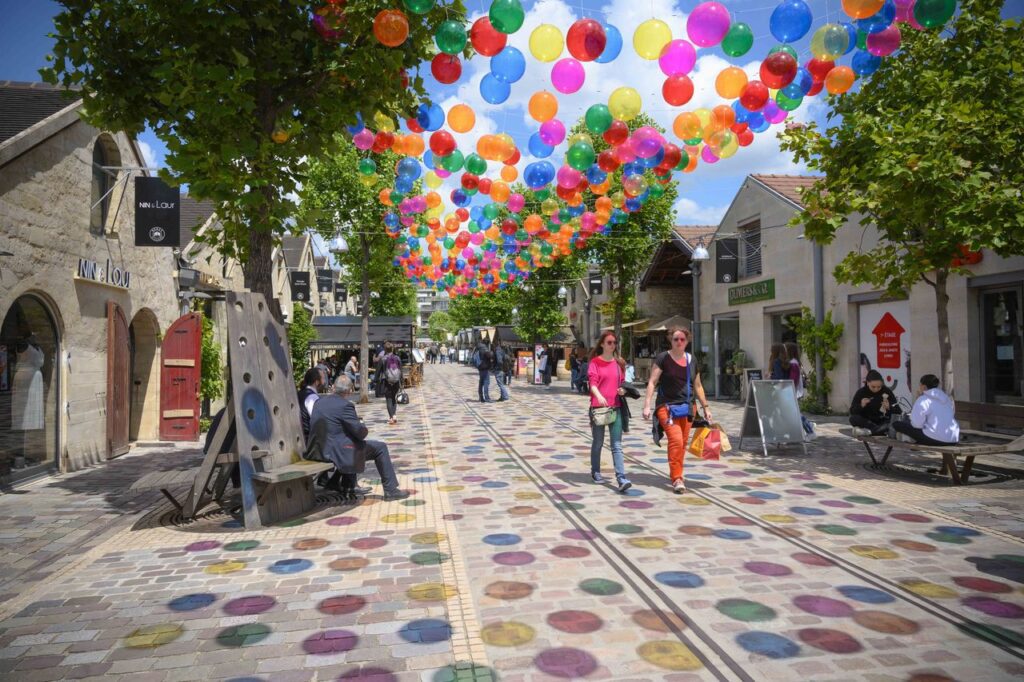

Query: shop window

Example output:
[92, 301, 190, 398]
[739, 219, 762, 279]
[90, 134, 121, 235]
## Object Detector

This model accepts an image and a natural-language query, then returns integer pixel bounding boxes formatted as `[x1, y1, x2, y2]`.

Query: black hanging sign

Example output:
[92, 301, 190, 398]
[134, 177, 180, 247]
[334, 283, 348, 304]
[588, 274, 603, 296]
[716, 237, 738, 284]
[289, 271, 311, 302]
[316, 268, 334, 294]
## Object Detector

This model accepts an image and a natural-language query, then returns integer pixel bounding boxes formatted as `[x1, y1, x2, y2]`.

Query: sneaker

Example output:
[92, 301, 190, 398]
[383, 489, 411, 501]
[617, 477, 632, 493]
[591, 471, 605, 483]
[672, 478, 686, 494]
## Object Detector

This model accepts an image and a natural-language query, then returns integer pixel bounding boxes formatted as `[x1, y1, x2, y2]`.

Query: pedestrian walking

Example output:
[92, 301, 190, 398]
[381, 341, 403, 425]
[439, 343, 448, 364]
[539, 344, 553, 388]
[492, 345, 510, 401]
[588, 331, 631, 493]
[785, 341, 816, 437]
[570, 346, 581, 392]
[642, 326, 712, 494]
[473, 341, 494, 402]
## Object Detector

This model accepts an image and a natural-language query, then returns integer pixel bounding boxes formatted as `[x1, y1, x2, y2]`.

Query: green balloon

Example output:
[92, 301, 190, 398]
[534, 188, 550, 201]
[566, 141, 596, 171]
[489, 0, 525, 34]
[584, 104, 613, 134]
[483, 203, 500, 220]
[914, 0, 956, 28]
[467, 221, 480, 233]
[768, 44, 798, 61]
[443, 237, 455, 249]
[721, 22, 753, 57]
[464, 187, 478, 197]
[403, 0, 435, 15]
[648, 184, 665, 199]
[358, 158, 376, 176]
[439, 149, 464, 172]
[389, 190, 404, 204]
[675, 151, 689, 171]
[558, 207, 571, 223]
[435, 20, 467, 55]
[776, 91, 802, 111]
[684, 135, 702, 146]
[856, 29, 868, 51]
[422, 255, 432, 265]
[465, 153, 487, 175]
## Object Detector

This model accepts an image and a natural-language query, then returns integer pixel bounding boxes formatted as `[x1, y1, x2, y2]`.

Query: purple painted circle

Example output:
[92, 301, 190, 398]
[793, 595, 855, 617]
[534, 647, 598, 678]
[493, 551, 535, 566]
[962, 596, 1024, 619]
[336, 667, 398, 681]
[724, 470, 747, 477]
[736, 496, 767, 505]
[545, 483, 569, 491]
[562, 529, 598, 541]
[845, 514, 884, 524]
[185, 540, 221, 552]
[745, 561, 793, 577]
[326, 516, 359, 527]
[891, 513, 932, 522]
[820, 500, 854, 508]
[302, 629, 359, 654]
[442, 513, 463, 521]
[463, 475, 488, 482]
[542, 464, 566, 470]
[560, 493, 583, 501]
[223, 595, 276, 616]
[551, 545, 590, 558]
[620, 500, 653, 509]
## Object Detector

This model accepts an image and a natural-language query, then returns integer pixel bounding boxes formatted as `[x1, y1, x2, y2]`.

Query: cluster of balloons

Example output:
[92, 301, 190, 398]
[313, 0, 960, 297]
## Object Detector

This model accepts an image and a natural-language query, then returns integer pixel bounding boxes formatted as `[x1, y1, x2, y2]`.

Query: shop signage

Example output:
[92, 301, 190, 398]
[316, 268, 335, 294]
[334, 283, 348, 304]
[872, 312, 906, 369]
[76, 258, 131, 289]
[289, 271, 310, 302]
[588, 274, 603, 296]
[728, 278, 774, 305]
[134, 177, 180, 247]
[716, 237, 738, 283]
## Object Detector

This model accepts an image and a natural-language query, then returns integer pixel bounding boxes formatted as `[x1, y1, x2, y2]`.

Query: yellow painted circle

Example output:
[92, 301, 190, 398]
[759, 476, 786, 484]
[514, 476, 532, 482]
[629, 537, 669, 549]
[124, 623, 184, 648]
[762, 514, 797, 524]
[899, 579, 958, 598]
[411, 532, 446, 545]
[480, 621, 535, 647]
[637, 640, 703, 671]
[850, 545, 899, 560]
[407, 582, 458, 601]
[381, 513, 415, 524]
[678, 496, 711, 506]
[204, 560, 245, 574]
[515, 491, 543, 500]
[438, 485, 464, 492]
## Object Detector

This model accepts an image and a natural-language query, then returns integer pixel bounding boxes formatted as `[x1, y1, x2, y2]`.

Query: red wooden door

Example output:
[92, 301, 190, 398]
[106, 301, 130, 458]
[160, 313, 202, 441]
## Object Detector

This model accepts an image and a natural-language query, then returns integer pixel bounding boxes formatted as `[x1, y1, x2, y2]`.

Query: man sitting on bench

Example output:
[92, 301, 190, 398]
[849, 370, 901, 436]
[892, 374, 960, 446]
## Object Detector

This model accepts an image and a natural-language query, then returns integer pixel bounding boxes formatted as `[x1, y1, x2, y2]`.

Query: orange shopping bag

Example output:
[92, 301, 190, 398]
[688, 427, 710, 457]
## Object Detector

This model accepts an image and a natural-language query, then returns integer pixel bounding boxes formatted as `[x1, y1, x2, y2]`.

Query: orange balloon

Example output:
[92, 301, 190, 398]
[528, 90, 559, 122]
[425, 191, 441, 208]
[373, 10, 409, 48]
[524, 214, 544, 234]
[379, 189, 392, 206]
[673, 112, 702, 141]
[447, 104, 476, 133]
[595, 196, 612, 213]
[500, 165, 518, 182]
[485, 226, 501, 240]
[491, 180, 510, 203]
[589, 179, 610, 195]
[715, 66, 748, 99]
[842, 0, 884, 19]
[825, 65, 856, 94]
[712, 104, 735, 130]
[404, 134, 425, 157]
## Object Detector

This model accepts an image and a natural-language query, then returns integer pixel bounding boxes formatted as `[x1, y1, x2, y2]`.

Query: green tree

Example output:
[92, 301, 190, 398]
[427, 310, 457, 343]
[198, 313, 224, 405]
[44, 0, 465, 322]
[779, 0, 1024, 393]
[786, 306, 843, 414]
[287, 302, 318, 385]
[447, 288, 516, 331]
[512, 251, 586, 343]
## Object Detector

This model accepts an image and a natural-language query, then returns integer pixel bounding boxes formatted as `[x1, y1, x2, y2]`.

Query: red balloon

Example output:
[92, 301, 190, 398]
[597, 149, 620, 172]
[455, 207, 469, 221]
[555, 185, 577, 200]
[806, 58, 835, 81]
[739, 80, 769, 111]
[760, 52, 797, 90]
[431, 54, 462, 84]
[461, 173, 479, 191]
[429, 130, 456, 156]
[399, 69, 409, 89]
[737, 129, 755, 146]
[501, 218, 518, 235]
[372, 131, 394, 152]
[662, 74, 694, 106]
[603, 119, 629, 146]
[566, 19, 606, 62]
[470, 17, 507, 56]
[730, 122, 749, 134]
[506, 148, 521, 165]
[806, 80, 825, 96]
[406, 117, 424, 133]
[477, 177, 492, 194]
[661, 143, 682, 169]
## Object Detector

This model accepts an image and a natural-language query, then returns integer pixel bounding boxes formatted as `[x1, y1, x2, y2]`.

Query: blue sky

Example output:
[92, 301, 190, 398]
[3, 0, 1022, 227]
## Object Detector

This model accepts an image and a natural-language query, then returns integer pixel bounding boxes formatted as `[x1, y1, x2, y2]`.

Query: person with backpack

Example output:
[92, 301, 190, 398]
[502, 344, 515, 385]
[491, 345, 510, 401]
[473, 341, 493, 402]
[381, 341, 403, 425]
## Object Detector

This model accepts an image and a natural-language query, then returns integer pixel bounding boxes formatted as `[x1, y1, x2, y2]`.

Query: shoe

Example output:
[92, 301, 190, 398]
[497, 397, 508, 402]
[870, 423, 890, 436]
[617, 477, 632, 493]
[383, 489, 410, 501]
[672, 479, 686, 494]
[851, 427, 872, 437]
[591, 471, 605, 483]
[354, 485, 372, 496]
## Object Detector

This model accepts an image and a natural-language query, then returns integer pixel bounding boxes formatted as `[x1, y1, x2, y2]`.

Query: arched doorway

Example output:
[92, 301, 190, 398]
[0, 294, 60, 484]
[129, 308, 161, 443]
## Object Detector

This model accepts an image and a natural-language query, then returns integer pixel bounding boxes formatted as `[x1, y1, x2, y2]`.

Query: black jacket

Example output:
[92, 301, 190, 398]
[297, 386, 318, 440]
[306, 394, 368, 474]
[849, 385, 902, 422]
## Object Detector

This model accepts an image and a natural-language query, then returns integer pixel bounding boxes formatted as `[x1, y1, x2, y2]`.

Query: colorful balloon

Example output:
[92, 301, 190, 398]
[760, 51, 798, 89]
[430, 54, 462, 84]
[721, 22, 754, 56]
[489, 0, 525, 34]
[435, 20, 467, 54]
[551, 58, 585, 94]
[715, 66, 748, 98]
[810, 23, 852, 60]
[595, 23, 623, 63]
[686, 2, 731, 47]
[633, 19, 672, 60]
[470, 17, 507, 56]
[770, 0, 814, 43]
[824, 65, 856, 93]
[851, 49, 882, 76]
[567, 19, 607, 61]
[658, 39, 697, 76]
[842, 0, 885, 19]
[447, 104, 475, 133]
[529, 24, 564, 62]
[739, 80, 770, 110]
[913, 0, 956, 27]
[858, 0, 896, 33]
[528, 90, 558, 122]
[866, 24, 901, 55]
[480, 73, 511, 104]
[403, 0, 434, 15]
[373, 10, 409, 47]
[662, 75, 694, 106]
[608, 86, 642, 121]
[491, 46, 526, 83]
[584, 104, 613, 134]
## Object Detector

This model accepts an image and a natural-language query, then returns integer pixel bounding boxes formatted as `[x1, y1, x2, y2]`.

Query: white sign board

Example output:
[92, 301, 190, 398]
[858, 301, 913, 408]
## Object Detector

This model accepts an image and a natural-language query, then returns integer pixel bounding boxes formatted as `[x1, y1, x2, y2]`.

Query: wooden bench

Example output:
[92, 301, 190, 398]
[855, 431, 1024, 485]
[955, 401, 1024, 434]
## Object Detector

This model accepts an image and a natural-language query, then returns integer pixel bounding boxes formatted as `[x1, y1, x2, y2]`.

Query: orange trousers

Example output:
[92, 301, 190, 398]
[656, 406, 693, 482]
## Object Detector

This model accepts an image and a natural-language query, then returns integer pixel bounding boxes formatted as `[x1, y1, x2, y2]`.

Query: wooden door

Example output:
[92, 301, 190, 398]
[160, 313, 202, 441]
[106, 301, 130, 458]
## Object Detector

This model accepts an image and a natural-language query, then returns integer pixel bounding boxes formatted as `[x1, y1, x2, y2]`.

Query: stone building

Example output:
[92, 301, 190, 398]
[0, 82, 180, 484]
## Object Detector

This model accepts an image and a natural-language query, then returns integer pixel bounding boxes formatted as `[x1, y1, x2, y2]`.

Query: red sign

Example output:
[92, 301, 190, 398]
[872, 312, 905, 369]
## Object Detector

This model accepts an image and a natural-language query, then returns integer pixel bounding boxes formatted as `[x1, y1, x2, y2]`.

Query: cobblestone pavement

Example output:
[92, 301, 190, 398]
[0, 364, 1022, 681]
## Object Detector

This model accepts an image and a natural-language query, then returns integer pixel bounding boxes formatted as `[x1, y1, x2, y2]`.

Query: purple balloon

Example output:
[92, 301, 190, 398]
[763, 101, 787, 124]
[539, 118, 566, 146]
[701, 145, 720, 164]
[551, 58, 585, 94]
[353, 129, 374, 150]
[658, 39, 696, 76]
[866, 24, 901, 56]
[687, 2, 732, 48]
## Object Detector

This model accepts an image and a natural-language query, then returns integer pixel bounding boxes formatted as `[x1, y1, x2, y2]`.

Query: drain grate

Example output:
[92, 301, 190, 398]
[862, 461, 1014, 486]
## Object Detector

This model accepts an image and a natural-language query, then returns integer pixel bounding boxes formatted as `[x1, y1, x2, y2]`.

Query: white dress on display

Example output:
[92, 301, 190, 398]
[12, 344, 44, 431]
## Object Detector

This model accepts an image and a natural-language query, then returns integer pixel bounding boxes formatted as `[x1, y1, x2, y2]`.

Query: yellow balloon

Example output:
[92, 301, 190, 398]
[529, 24, 564, 63]
[447, 104, 475, 133]
[608, 87, 642, 121]
[810, 23, 850, 61]
[717, 131, 739, 159]
[633, 19, 672, 60]
[715, 66, 748, 99]
[426, 206, 443, 221]
[693, 107, 713, 131]
[541, 197, 559, 214]
[373, 110, 395, 132]
[567, 132, 592, 147]
[425, 171, 443, 189]
[359, 173, 378, 187]
[500, 165, 518, 182]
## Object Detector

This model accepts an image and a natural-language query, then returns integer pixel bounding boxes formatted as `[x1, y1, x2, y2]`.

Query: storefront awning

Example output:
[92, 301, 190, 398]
[644, 315, 692, 333]
[601, 318, 650, 331]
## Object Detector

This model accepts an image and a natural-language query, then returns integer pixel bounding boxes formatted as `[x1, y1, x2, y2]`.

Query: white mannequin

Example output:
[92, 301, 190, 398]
[12, 340, 44, 431]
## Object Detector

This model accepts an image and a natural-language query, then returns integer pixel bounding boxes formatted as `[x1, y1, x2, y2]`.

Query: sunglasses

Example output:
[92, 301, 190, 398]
[672, 336, 688, 342]
[603, 339, 617, 345]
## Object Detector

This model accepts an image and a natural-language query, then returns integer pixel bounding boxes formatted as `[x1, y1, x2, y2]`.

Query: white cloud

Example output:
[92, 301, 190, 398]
[137, 139, 158, 168]
[672, 197, 729, 225]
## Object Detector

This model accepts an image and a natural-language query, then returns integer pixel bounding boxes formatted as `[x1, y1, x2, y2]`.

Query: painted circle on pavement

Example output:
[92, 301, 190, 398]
[745, 561, 793, 577]
[849, 545, 899, 560]
[899, 579, 958, 599]
[551, 545, 590, 558]
[716, 598, 777, 622]
[408, 583, 458, 602]
[632, 609, 687, 633]
[852, 610, 922, 634]
[735, 631, 800, 659]
[797, 628, 863, 654]
[629, 537, 669, 549]
[399, 619, 452, 643]
[534, 647, 598, 678]
[224, 595, 276, 615]
[485, 581, 534, 600]
[381, 513, 415, 523]
[637, 640, 702, 671]
[953, 576, 1013, 593]
[493, 551, 534, 566]
[547, 610, 603, 634]
[481, 621, 535, 646]
[224, 540, 260, 551]
[168, 594, 216, 612]
[579, 578, 624, 596]
[483, 533, 521, 546]
[655, 571, 704, 589]
[962, 596, 1024, 618]
[184, 541, 220, 552]
[837, 586, 896, 604]
[204, 560, 245, 574]
[607, 524, 643, 534]
[124, 623, 183, 648]
[892, 539, 937, 553]
[410, 551, 450, 565]
[216, 623, 271, 648]
[679, 525, 715, 536]
[329, 557, 369, 571]
[814, 524, 857, 536]
[350, 537, 387, 550]
[293, 538, 329, 550]
[508, 506, 539, 516]
[793, 595, 855, 617]
[302, 629, 359, 654]
[411, 532, 446, 545]
[269, 558, 312, 574]
[319, 595, 368, 615]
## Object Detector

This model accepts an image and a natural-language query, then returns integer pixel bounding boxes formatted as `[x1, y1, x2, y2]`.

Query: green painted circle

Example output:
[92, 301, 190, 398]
[224, 540, 260, 551]
[743, 468, 767, 474]
[844, 495, 882, 504]
[926, 532, 970, 545]
[410, 551, 450, 565]
[216, 623, 271, 647]
[555, 502, 585, 511]
[721, 485, 749, 492]
[579, 578, 624, 596]
[275, 518, 308, 527]
[716, 598, 777, 622]
[804, 483, 832, 489]
[607, 524, 643, 534]
[814, 524, 858, 536]
[402, 499, 427, 507]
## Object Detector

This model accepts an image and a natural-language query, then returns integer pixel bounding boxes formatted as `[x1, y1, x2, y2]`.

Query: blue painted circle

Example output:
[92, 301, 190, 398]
[268, 558, 312, 574]
[934, 526, 981, 537]
[837, 585, 896, 604]
[168, 593, 216, 611]
[482, 481, 509, 488]
[714, 529, 753, 540]
[687, 473, 712, 480]
[399, 618, 452, 643]
[552, 454, 574, 460]
[790, 506, 826, 516]
[655, 571, 705, 588]
[651, 457, 669, 464]
[482, 533, 521, 546]
[736, 631, 801, 659]
[414, 476, 439, 483]
[748, 491, 781, 500]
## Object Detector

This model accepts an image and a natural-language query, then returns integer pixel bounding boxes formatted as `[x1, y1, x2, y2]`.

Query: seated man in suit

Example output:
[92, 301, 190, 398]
[307, 375, 409, 502]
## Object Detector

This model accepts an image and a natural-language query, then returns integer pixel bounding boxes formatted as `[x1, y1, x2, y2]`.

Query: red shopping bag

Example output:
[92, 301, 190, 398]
[701, 429, 722, 460]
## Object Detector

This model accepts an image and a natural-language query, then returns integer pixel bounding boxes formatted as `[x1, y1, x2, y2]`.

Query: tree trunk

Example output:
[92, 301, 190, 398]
[243, 229, 283, 324]
[934, 268, 954, 396]
[358, 234, 371, 405]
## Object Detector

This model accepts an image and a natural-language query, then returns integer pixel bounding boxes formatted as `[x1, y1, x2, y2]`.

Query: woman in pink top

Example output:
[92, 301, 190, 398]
[588, 331, 631, 492]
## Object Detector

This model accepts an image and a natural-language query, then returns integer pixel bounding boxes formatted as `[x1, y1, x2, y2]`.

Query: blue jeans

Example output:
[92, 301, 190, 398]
[491, 371, 509, 399]
[591, 409, 625, 479]
[478, 369, 491, 402]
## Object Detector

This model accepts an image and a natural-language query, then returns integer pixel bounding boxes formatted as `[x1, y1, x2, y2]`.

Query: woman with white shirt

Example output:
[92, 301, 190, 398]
[892, 374, 960, 445]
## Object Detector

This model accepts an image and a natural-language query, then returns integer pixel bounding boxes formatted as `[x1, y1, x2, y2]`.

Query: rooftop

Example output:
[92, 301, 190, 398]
[750, 174, 822, 208]
[281, 234, 310, 269]
[179, 194, 217, 247]
[0, 81, 80, 144]
[672, 225, 718, 250]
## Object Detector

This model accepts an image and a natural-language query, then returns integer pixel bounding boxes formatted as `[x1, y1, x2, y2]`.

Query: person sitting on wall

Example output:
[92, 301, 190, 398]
[891, 374, 960, 446]
[849, 369, 902, 436]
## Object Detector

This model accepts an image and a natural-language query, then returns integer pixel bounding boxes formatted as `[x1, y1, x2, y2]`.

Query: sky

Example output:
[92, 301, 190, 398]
[3, 0, 1022, 232]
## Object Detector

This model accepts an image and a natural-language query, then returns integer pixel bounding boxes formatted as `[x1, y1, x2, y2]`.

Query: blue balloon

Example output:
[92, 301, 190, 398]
[622, 161, 645, 177]
[416, 103, 444, 131]
[586, 166, 607, 184]
[851, 50, 881, 76]
[840, 22, 858, 54]
[395, 177, 413, 193]
[769, 0, 813, 43]
[595, 23, 622, 63]
[748, 113, 770, 133]
[384, 212, 399, 228]
[455, 258, 466, 270]
[490, 46, 526, 83]
[346, 112, 364, 135]
[857, 0, 895, 34]
[781, 82, 804, 100]
[396, 157, 421, 180]
[480, 73, 511, 104]
[451, 188, 470, 207]
[793, 67, 814, 95]
[732, 100, 753, 123]
[422, 150, 435, 169]
[523, 160, 555, 188]
[470, 206, 484, 220]
[528, 132, 554, 158]
[568, 203, 585, 217]
[643, 148, 665, 168]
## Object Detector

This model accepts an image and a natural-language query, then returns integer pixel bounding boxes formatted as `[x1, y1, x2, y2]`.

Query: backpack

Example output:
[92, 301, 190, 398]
[472, 350, 481, 368]
[385, 354, 402, 385]
[502, 350, 514, 373]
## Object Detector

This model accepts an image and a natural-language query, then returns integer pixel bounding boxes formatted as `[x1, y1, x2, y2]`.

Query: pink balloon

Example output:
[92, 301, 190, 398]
[701, 145, 720, 163]
[658, 40, 697, 76]
[630, 126, 666, 158]
[687, 2, 731, 48]
[613, 143, 637, 164]
[556, 165, 582, 189]
[435, 168, 451, 178]
[894, 0, 914, 22]
[353, 129, 374, 150]
[551, 58, 586, 94]
[507, 193, 525, 213]
[763, 101, 787, 124]
[867, 24, 901, 56]
[470, 232, 485, 245]
[580, 212, 597, 232]
[539, 118, 566, 146]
